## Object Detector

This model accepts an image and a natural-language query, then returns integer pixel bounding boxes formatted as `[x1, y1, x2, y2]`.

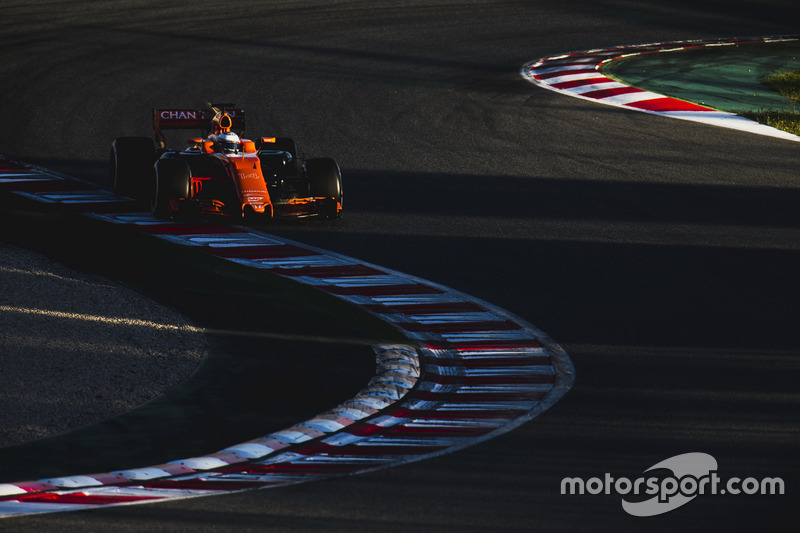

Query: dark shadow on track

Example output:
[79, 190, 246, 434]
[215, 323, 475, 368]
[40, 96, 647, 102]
[339, 169, 800, 226]
[20, 159, 800, 228]
[0, 193, 407, 483]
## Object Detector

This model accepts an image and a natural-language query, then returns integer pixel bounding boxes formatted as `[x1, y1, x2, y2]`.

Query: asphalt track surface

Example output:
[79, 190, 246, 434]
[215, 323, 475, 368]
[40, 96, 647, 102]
[2, 0, 799, 531]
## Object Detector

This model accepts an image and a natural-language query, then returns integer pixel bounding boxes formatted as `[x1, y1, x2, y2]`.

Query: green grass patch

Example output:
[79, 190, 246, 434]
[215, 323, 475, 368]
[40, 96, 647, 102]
[763, 70, 800, 101]
[740, 110, 800, 136]
[742, 70, 800, 135]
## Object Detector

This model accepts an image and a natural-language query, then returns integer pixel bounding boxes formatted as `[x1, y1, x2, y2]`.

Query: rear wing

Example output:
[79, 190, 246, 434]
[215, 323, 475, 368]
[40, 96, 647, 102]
[153, 104, 245, 147]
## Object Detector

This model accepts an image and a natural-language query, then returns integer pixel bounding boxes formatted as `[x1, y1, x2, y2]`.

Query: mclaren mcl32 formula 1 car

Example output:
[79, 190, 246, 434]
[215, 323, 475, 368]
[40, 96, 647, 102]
[110, 104, 342, 220]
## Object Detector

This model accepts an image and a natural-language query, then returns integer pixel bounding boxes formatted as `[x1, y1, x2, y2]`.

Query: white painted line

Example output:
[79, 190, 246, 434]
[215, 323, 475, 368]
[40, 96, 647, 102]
[41, 476, 104, 488]
[112, 467, 173, 481]
[567, 81, 630, 94]
[305, 275, 415, 287]
[0, 502, 95, 517]
[170, 457, 231, 470]
[403, 312, 503, 323]
[250, 257, 352, 268]
[540, 71, 606, 84]
[0, 485, 26, 497]
[604, 91, 667, 105]
[533, 63, 600, 75]
[220, 443, 276, 459]
[438, 331, 536, 342]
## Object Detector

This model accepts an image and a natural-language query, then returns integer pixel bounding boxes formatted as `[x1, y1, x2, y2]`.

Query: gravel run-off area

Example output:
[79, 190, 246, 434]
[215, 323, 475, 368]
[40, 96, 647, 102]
[0, 242, 207, 448]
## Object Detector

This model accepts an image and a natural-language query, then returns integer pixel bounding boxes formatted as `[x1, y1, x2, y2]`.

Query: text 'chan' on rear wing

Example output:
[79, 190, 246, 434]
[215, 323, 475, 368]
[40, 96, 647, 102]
[152, 105, 245, 147]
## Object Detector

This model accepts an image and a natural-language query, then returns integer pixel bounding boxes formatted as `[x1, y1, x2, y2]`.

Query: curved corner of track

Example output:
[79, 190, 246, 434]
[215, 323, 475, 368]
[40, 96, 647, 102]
[0, 157, 574, 518]
[521, 35, 800, 142]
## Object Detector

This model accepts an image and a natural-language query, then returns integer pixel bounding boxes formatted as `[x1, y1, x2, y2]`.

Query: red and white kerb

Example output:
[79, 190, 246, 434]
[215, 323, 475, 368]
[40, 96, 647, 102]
[522, 36, 800, 142]
[0, 159, 574, 518]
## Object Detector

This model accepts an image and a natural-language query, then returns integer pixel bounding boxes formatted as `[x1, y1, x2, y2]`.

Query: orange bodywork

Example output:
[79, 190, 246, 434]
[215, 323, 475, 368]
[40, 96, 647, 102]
[224, 149, 272, 216]
[152, 106, 342, 220]
[280, 197, 343, 218]
[184, 134, 272, 217]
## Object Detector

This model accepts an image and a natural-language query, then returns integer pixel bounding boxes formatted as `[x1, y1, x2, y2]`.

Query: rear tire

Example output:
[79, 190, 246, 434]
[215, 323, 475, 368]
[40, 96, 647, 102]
[152, 158, 191, 219]
[303, 158, 343, 219]
[110, 137, 156, 203]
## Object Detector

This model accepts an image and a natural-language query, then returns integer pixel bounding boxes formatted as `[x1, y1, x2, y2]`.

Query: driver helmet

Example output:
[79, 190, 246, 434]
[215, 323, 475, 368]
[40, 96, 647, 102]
[217, 131, 241, 154]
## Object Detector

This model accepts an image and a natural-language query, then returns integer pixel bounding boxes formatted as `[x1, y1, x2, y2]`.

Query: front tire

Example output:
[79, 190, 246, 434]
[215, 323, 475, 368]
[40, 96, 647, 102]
[152, 158, 191, 219]
[303, 158, 343, 219]
[110, 137, 156, 203]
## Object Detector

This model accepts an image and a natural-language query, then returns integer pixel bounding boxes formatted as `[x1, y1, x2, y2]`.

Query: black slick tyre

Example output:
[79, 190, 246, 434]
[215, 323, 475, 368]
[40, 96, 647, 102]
[152, 158, 191, 219]
[303, 158, 343, 219]
[110, 137, 156, 203]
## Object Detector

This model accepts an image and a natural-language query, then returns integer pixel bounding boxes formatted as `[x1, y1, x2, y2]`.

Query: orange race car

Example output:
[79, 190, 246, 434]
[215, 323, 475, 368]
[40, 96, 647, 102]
[110, 103, 342, 220]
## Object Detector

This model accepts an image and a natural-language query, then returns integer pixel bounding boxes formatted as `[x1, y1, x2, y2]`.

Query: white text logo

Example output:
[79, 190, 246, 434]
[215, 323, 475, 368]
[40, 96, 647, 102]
[160, 110, 198, 120]
[561, 453, 784, 517]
